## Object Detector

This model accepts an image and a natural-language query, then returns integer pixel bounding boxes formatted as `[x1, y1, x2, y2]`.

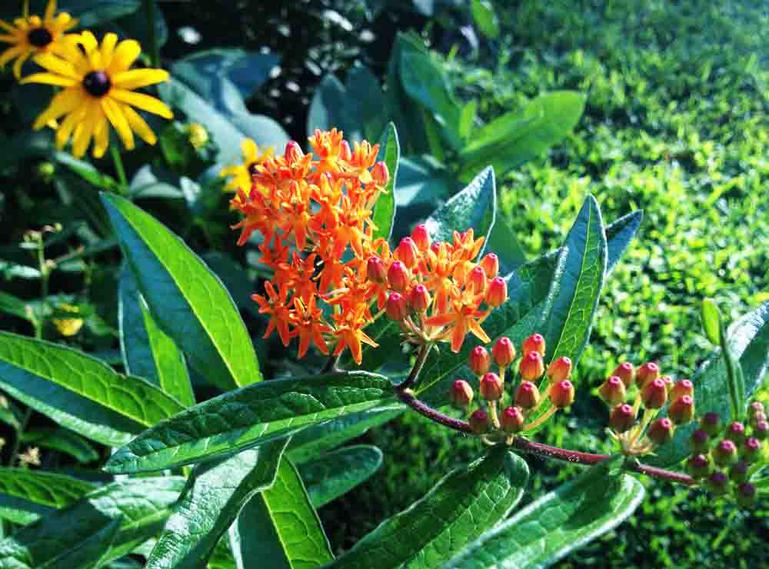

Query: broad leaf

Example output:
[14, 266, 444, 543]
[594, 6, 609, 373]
[146, 441, 287, 569]
[106, 371, 394, 473]
[103, 193, 261, 391]
[720, 319, 746, 420]
[701, 298, 721, 345]
[0, 469, 95, 525]
[59, 0, 140, 26]
[230, 457, 333, 568]
[0, 331, 185, 446]
[328, 447, 528, 569]
[299, 445, 383, 508]
[307, 75, 348, 138]
[371, 123, 400, 242]
[21, 428, 99, 463]
[485, 217, 527, 274]
[446, 460, 644, 569]
[0, 477, 184, 568]
[470, 0, 500, 39]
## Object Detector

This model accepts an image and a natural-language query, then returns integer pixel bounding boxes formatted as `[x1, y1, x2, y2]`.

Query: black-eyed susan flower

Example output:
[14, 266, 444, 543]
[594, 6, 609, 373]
[21, 31, 173, 158]
[220, 137, 273, 193]
[0, 0, 77, 79]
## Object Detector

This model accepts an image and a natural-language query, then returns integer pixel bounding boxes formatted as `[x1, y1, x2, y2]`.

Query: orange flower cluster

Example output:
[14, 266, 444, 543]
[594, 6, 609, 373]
[231, 129, 508, 364]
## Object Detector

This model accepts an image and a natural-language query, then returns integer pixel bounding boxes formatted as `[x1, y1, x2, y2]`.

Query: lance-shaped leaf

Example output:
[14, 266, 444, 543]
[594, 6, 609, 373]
[0, 331, 185, 447]
[328, 447, 528, 569]
[0, 477, 184, 568]
[446, 460, 644, 569]
[229, 457, 333, 568]
[22, 427, 99, 464]
[106, 371, 394, 474]
[102, 193, 261, 391]
[119, 266, 195, 406]
[299, 445, 383, 508]
[0, 468, 96, 525]
[371, 123, 400, 242]
[146, 440, 288, 569]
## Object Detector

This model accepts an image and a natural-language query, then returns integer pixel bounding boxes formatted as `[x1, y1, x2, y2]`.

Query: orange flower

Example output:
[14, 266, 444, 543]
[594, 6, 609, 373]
[251, 282, 291, 346]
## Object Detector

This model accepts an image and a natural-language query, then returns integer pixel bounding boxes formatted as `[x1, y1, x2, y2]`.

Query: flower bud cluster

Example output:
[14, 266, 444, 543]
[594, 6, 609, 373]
[450, 333, 575, 437]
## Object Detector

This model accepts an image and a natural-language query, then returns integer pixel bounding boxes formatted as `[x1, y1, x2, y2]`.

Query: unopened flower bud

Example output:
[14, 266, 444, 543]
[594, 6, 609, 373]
[500, 406, 525, 434]
[547, 356, 572, 382]
[515, 381, 540, 409]
[754, 420, 769, 440]
[492, 337, 516, 367]
[396, 237, 419, 268]
[469, 409, 489, 434]
[519, 351, 545, 381]
[469, 345, 491, 376]
[648, 417, 675, 445]
[486, 277, 507, 307]
[687, 453, 712, 479]
[668, 395, 695, 425]
[411, 224, 430, 251]
[660, 375, 674, 392]
[713, 439, 739, 466]
[480, 372, 504, 401]
[742, 437, 762, 463]
[729, 461, 749, 483]
[736, 482, 757, 508]
[690, 429, 710, 454]
[480, 253, 499, 278]
[387, 261, 409, 291]
[284, 140, 304, 163]
[670, 379, 694, 400]
[367, 256, 386, 283]
[706, 471, 729, 495]
[385, 292, 408, 321]
[522, 333, 546, 356]
[750, 411, 767, 428]
[409, 284, 431, 313]
[612, 362, 635, 387]
[725, 421, 746, 443]
[610, 403, 636, 433]
[748, 401, 765, 418]
[641, 377, 668, 409]
[549, 379, 575, 408]
[450, 379, 474, 408]
[468, 266, 487, 294]
[636, 361, 660, 389]
[700, 412, 721, 436]
[371, 160, 389, 186]
[599, 376, 626, 406]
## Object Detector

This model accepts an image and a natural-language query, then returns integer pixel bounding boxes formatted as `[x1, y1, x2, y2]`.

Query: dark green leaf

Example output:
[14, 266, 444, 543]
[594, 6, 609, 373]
[720, 320, 746, 420]
[307, 75, 348, 138]
[59, 0, 140, 26]
[371, 123, 400, 242]
[0, 331, 185, 446]
[446, 460, 644, 569]
[146, 441, 287, 569]
[0, 291, 32, 321]
[470, 0, 500, 39]
[22, 428, 99, 463]
[103, 193, 261, 391]
[54, 152, 118, 191]
[485, 217, 527, 274]
[106, 371, 394, 473]
[299, 445, 383, 508]
[329, 447, 528, 569]
[345, 65, 387, 141]
[701, 299, 721, 345]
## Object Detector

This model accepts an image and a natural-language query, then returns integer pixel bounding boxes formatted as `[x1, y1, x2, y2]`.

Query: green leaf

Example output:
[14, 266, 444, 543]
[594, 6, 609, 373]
[485, 217, 527, 274]
[103, 193, 260, 392]
[146, 441, 287, 569]
[470, 0, 500, 39]
[446, 460, 644, 569]
[119, 266, 195, 406]
[424, 166, 496, 244]
[106, 371, 394, 473]
[0, 290, 32, 321]
[307, 75, 348, 138]
[0, 331, 185, 446]
[299, 445, 383, 508]
[459, 91, 585, 177]
[0, 477, 184, 568]
[0, 468, 96, 526]
[230, 457, 333, 568]
[59, 0, 140, 26]
[329, 447, 528, 569]
[54, 152, 119, 191]
[701, 298, 722, 345]
[371, 123, 400, 242]
[720, 320, 747, 420]
[345, 65, 388, 141]
[22, 428, 99, 463]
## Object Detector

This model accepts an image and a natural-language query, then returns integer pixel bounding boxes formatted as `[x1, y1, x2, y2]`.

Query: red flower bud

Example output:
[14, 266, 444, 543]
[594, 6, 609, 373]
[736, 482, 757, 508]
[411, 224, 430, 251]
[492, 336, 516, 367]
[547, 356, 572, 382]
[725, 421, 746, 443]
[749, 411, 767, 428]
[485, 276, 507, 307]
[647, 417, 675, 445]
[748, 401, 765, 418]
[480, 372, 504, 401]
[641, 377, 668, 409]
[549, 379, 575, 408]
[660, 375, 674, 392]
[599, 376, 627, 406]
[700, 411, 721, 436]
[670, 379, 694, 400]
[449, 379, 474, 408]
[742, 437, 762, 463]
[371, 160, 389, 186]
[687, 453, 711, 479]
[468, 346, 491, 376]
[610, 403, 636, 433]
[519, 351, 545, 381]
[469, 409, 489, 434]
[395, 237, 419, 268]
[755, 420, 769, 440]
[284, 140, 304, 163]
[387, 261, 409, 291]
[522, 333, 546, 356]
[500, 406, 525, 434]
[612, 362, 635, 387]
[668, 395, 695, 425]
[713, 439, 739, 466]
[636, 361, 660, 389]
[515, 381, 540, 409]
[385, 292, 408, 321]
[480, 253, 499, 278]
[366, 256, 386, 283]
[706, 471, 729, 495]
[690, 429, 710, 454]
[468, 266, 487, 294]
[409, 284, 431, 313]
[730, 461, 749, 483]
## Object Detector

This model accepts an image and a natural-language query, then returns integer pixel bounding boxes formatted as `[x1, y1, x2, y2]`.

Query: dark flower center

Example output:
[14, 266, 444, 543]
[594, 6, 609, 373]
[27, 27, 53, 47]
[82, 71, 111, 97]
[247, 162, 259, 176]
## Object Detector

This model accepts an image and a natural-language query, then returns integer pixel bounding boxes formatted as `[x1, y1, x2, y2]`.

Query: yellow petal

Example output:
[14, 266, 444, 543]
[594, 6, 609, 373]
[78, 31, 98, 53]
[32, 88, 81, 129]
[92, 115, 109, 158]
[20, 72, 77, 87]
[71, 103, 96, 158]
[99, 32, 118, 67]
[0, 46, 23, 67]
[56, 104, 87, 148]
[107, 39, 141, 73]
[111, 68, 169, 90]
[101, 97, 135, 150]
[109, 88, 173, 118]
[45, 0, 57, 21]
[12, 51, 30, 79]
[120, 103, 157, 145]
[0, 20, 16, 33]
[242, 138, 258, 161]
[32, 52, 80, 79]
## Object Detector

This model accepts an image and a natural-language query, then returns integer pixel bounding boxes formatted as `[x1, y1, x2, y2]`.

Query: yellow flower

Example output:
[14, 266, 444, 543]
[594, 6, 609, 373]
[0, 0, 77, 79]
[52, 302, 83, 336]
[186, 122, 209, 149]
[220, 138, 273, 193]
[21, 30, 173, 158]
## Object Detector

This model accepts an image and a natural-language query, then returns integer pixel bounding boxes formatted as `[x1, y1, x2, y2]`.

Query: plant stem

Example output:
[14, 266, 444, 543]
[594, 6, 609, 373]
[395, 389, 472, 433]
[110, 145, 128, 189]
[396, 343, 431, 390]
[144, 0, 160, 67]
